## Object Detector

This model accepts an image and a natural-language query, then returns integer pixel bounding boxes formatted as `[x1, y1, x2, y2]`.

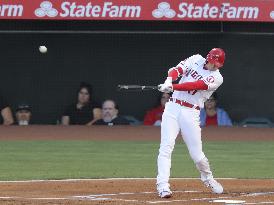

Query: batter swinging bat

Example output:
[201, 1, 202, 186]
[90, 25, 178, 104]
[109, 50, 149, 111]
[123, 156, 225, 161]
[117, 85, 159, 91]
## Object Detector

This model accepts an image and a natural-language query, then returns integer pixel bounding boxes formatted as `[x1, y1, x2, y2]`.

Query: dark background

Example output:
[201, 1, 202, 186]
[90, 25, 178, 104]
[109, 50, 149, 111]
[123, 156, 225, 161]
[0, 21, 273, 124]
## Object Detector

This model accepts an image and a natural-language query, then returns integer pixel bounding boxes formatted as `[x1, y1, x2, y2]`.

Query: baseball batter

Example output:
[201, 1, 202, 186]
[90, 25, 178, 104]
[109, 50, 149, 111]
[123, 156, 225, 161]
[157, 48, 225, 198]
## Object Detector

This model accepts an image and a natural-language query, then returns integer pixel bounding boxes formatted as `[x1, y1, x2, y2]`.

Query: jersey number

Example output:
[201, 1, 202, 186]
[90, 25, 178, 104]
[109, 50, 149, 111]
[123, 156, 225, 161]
[188, 90, 197, 95]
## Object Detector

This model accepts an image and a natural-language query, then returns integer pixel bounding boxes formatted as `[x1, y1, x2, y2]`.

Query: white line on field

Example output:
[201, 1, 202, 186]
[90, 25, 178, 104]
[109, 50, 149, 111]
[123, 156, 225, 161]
[29, 197, 70, 200]
[0, 197, 19, 199]
[244, 192, 274, 196]
[148, 195, 233, 204]
[245, 202, 274, 204]
[148, 191, 274, 204]
[0, 197, 70, 200]
[1, 191, 274, 204]
[0, 177, 238, 183]
[109, 198, 140, 202]
[73, 190, 201, 199]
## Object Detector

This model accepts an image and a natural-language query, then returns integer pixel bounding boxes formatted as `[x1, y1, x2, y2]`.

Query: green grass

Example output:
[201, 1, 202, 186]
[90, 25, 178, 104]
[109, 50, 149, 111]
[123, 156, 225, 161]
[0, 140, 273, 180]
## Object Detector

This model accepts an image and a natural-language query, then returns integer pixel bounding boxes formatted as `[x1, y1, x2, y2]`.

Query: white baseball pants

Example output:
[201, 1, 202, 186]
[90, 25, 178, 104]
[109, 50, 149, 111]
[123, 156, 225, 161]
[157, 101, 214, 190]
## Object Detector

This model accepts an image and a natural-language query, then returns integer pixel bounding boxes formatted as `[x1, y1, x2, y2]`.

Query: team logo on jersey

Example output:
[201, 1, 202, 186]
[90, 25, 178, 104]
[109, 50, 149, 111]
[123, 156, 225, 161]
[35, 1, 58, 17]
[206, 76, 215, 83]
[152, 2, 176, 18]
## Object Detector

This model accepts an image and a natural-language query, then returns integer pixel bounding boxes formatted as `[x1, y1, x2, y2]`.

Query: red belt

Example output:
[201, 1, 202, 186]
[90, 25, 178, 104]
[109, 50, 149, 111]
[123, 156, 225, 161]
[169, 98, 200, 110]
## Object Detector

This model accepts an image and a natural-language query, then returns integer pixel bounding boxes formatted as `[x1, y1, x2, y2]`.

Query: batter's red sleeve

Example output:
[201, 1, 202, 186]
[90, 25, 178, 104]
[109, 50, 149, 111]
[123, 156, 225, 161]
[173, 80, 208, 91]
[168, 67, 184, 81]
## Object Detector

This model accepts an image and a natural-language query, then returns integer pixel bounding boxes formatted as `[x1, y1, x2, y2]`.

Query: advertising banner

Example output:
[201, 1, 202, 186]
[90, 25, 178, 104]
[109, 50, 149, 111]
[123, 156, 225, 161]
[0, 0, 273, 22]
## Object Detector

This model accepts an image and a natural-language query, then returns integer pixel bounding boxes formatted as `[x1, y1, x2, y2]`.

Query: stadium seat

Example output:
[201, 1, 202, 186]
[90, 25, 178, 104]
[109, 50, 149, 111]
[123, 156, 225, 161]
[239, 117, 274, 128]
[121, 115, 142, 125]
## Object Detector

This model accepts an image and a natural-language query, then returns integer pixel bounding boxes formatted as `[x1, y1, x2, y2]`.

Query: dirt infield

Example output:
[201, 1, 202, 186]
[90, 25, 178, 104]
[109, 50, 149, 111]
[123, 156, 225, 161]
[0, 126, 273, 141]
[0, 179, 274, 204]
[0, 126, 273, 204]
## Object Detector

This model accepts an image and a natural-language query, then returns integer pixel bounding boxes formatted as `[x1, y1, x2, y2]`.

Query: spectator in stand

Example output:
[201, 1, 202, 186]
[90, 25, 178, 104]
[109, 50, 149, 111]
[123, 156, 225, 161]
[0, 94, 14, 125]
[15, 104, 32, 126]
[94, 99, 129, 126]
[200, 92, 232, 127]
[144, 92, 171, 126]
[61, 82, 101, 125]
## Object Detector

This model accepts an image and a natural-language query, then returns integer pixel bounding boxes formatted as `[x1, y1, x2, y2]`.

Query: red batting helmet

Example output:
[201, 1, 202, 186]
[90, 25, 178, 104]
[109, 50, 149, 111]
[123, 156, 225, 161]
[206, 48, 225, 69]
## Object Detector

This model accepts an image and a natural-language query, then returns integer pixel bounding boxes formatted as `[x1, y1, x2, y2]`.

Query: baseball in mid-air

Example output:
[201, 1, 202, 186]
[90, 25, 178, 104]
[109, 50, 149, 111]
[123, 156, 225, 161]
[39, 46, 47, 53]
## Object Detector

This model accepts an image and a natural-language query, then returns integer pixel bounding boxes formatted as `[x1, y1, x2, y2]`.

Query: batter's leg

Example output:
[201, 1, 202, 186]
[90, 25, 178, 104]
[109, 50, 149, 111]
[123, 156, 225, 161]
[157, 104, 180, 196]
[179, 108, 205, 163]
[178, 108, 223, 194]
[195, 157, 223, 194]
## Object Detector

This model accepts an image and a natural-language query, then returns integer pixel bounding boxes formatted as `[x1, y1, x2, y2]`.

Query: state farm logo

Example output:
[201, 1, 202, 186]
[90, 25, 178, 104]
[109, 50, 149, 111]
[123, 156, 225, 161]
[152, 2, 176, 18]
[0, 4, 23, 17]
[152, 2, 260, 20]
[33, 1, 141, 18]
[35, 1, 58, 17]
[270, 11, 274, 19]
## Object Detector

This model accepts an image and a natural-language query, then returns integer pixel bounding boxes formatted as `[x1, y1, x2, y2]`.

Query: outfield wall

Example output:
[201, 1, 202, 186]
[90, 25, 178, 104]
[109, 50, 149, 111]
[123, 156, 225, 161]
[0, 20, 273, 124]
[0, 126, 273, 141]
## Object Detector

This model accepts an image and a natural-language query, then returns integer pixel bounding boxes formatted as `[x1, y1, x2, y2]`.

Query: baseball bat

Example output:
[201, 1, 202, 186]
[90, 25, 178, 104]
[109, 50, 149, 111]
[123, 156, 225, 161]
[117, 85, 159, 91]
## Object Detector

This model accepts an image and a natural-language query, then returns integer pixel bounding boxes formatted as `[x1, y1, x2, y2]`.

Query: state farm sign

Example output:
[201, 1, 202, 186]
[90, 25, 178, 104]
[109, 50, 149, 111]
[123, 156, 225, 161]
[177, 3, 259, 19]
[34, 1, 141, 18]
[0, 0, 273, 22]
[60, 2, 141, 18]
[0, 4, 23, 17]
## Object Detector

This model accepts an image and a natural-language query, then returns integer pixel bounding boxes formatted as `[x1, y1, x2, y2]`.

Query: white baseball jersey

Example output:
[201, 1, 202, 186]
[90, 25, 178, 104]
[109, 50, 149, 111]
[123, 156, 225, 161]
[157, 53, 225, 193]
[172, 54, 223, 108]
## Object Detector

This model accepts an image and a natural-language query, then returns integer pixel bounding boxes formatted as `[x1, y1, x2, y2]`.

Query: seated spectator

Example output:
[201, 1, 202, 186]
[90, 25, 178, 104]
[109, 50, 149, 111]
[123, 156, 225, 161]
[143, 92, 171, 126]
[94, 99, 130, 126]
[0, 94, 14, 125]
[16, 104, 32, 125]
[61, 82, 101, 125]
[200, 92, 232, 127]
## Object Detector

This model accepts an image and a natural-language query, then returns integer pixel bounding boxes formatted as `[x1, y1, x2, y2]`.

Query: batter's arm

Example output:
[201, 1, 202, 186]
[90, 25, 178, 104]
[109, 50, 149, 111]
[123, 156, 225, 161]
[168, 66, 184, 81]
[172, 80, 208, 91]
[166, 56, 194, 82]
[160, 58, 192, 92]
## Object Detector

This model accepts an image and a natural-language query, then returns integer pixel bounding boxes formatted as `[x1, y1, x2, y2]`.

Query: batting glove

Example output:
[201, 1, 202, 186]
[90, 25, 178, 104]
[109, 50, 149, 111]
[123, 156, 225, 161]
[158, 83, 173, 93]
[164, 77, 173, 84]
